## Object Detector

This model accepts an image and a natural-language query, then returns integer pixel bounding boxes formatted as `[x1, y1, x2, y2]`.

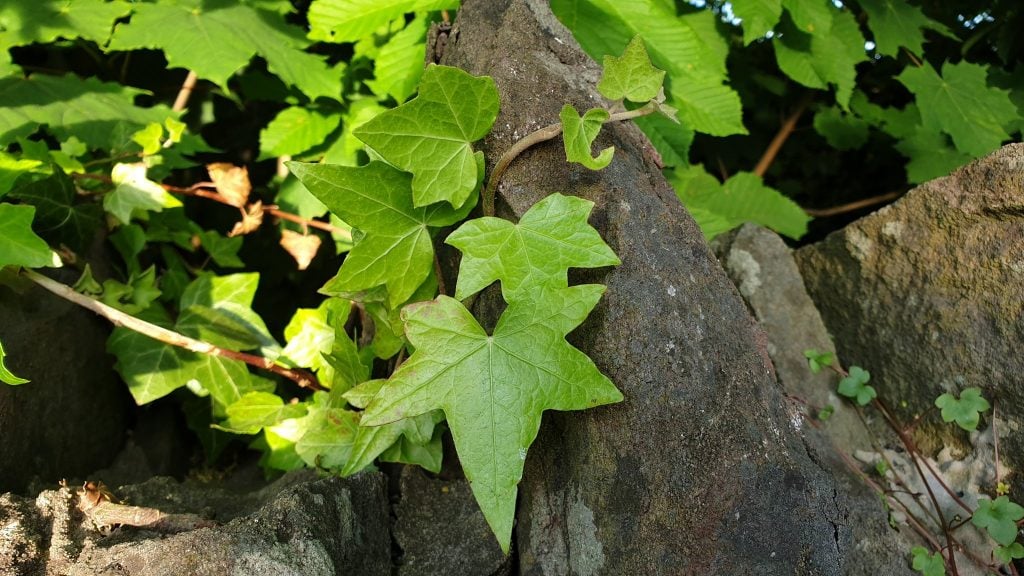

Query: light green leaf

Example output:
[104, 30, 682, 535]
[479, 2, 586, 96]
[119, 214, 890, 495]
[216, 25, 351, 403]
[308, 0, 457, 42]
[110, 0, 341, 100]
[323, 324, 368, 390]
[598, 36, 665, 102]
[781, 0, 832, 36]
[254, 420, 309, 472]
[446, 193, 620, 301]
[354, 65, 499, 208]
[0, 340, 29, 385]
[275, 175, 329, 219]
[9, 169, 102, 253]
[560, 105, 614, 170]
[859, 0, 950, 57]
[803, 349, 835, 374]
[898, 61, 1017, 157]
[104, 163, 182, 225]
[837, 365, 875, 406]
[0, 203, 61, 269]
[280, 298, 352, 374]
[934, 387, 990, 432]
[177, 273, 280, 355]
[774, 10, 867, 109]
[323, 99, 387, 166]
[0, 152, 42, 198]
[910, 546, 945, 576]
[850, 92, 921, 139]
[132, 123, 164, 156]
[295, 407, 360, 470]
[894, 128, 973, 184]
[198, 231, 245, 268]
[362, 285, 623, 553]
[219, 391, 308, 435]
[260, 107, 342, 160]
[972, 496, 1024, 546]
[344, 410, 444, 475]
[633, 113, 694, 168]
[813, 107, 870, 150]
[287, 161, 470, 307]
[995, 542, 1024, 565]
[731, 0, 782, 44]
[366, 16, 430, 104]
[0, 0, 131, 73]
[379, 420, 444, 471]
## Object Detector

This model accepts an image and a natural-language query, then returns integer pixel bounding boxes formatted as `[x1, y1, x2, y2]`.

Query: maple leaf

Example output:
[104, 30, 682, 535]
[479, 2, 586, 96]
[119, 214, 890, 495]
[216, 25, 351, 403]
[446, 193, 620, 301]
[361, 284, 623, 553]
[279, 229, 322, 270]
[207, 163, 251, 208]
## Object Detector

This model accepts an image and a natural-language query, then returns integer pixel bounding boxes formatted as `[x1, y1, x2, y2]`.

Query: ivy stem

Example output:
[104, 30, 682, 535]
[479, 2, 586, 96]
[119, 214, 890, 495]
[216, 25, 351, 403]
[482, 101, 659, 217]
[803, 191, 902, 218]
[21, 269, 326, 392]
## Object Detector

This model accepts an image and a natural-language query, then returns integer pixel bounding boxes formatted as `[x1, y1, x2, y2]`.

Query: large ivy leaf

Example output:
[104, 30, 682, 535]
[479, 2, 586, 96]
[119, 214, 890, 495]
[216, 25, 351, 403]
[775, 10, 866, 109]
[354, 65, 499, 208]
[287, 161, 471, 307]
[109, 0, 340, 100]
[9, 169, 102, 253]
[0, 340, 29, 385]
[859, 0, 950, 57]
[0, 0, 131, 75]
[898, 61, 1017, 157]
[308, 0, 456, 42]
[731, 0, 782, 45]
[0, 74, 175, 149]
[361, 285, 623, 553]
[0, 203, 60, 269]
[366, 16, 429, 104]
[597, 35, 665, 102]
[259, 107, 342, 160]
[934, 387, 990, 431]
[446, 193, 620, 301]
[560, 105, 614, 170]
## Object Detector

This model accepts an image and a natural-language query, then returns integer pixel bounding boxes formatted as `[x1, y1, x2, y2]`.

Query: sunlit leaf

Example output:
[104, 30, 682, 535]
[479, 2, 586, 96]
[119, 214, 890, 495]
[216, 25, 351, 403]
[0, 203, 61, 269]
[560, 105, 614, 170]
[598, 35, 665, 102]
[0, 340, 29, 385]
[280, 229, 322, 270]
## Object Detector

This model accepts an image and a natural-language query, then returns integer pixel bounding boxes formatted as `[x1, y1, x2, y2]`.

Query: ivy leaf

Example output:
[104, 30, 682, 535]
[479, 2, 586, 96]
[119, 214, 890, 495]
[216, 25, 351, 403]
[446, 193, 620, 301]
[731, 0, 783, 44]
[0, 340, 29, 385]
[354, 65, 499, 208]
[774, 10, 867, 109]
[898, 61, 1017, 157]
[934, 387, 990, 431]
[972, 496, 1024, 546]
[104, 163, 182, 225]
[176, 273, 280, 355]
[560, 105, 614, 170]
[287, 161, 471, 307]
[837, 365, 875, 406]
[198, 231, 245, 269]
[813, 107, 870, 150]
[910, 546, 945, 576]
[895, 127, 973, 184]
[207, 163, 252, 209]
[0, 203, 61, 270]
[366, 16, 430, 104]
[280, 298, 351, 374]
[598, 36, 666, 102]
[803, 349, 835, 374]
[361, 285, 623, 553]
[295, 406, 360, 470]
[0, 152, 43, 198]
[218, 391, 308, 435]
[9, 169, 102, 253]
[859, 0, 951, 57]
[308, 0, 457, 42]
[995, 542, 1024, 565]
[259, 107, 342, 160]
[109, 0, 340, 100]
[781, 0, 832, 36]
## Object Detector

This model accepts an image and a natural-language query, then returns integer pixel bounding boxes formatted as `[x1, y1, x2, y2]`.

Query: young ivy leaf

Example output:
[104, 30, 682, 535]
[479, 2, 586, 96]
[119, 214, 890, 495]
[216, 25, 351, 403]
[560, 105, 614, 170]
[0, 340, 29, 385]
[910, 546, 945, 576]
[837, 365, 875, 406]
[934, 387, 990, 431]
[287, 161, 473, 308]
[361, 284, 624, 553]
[0, 203, 61, 269]
[354, 64, 499, 208]
[445, 193, 620, 302]
[972, 496, 1024, 546]
[103, 162, 182, 224]
[598, 35, 666, 103]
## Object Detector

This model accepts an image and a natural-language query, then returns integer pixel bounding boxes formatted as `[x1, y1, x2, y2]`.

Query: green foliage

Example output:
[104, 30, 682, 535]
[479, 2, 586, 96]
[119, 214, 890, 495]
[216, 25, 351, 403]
[934, 387, 990, 431]
[598, 36, 665, 102]
[803, 349, 835, 374]
[0, 203, 60, 269]
[995, 542, 1024, 565]
[972, 496, 1024, 547]
[837, 365, 876, 406]
[560, 105, 614, 170]
[858, 0, 950, 57]
[259, 108, 343, 160]
[308, 0, 456, 43]
[910, 546, 945, 576]
[0, 340, 28, 385]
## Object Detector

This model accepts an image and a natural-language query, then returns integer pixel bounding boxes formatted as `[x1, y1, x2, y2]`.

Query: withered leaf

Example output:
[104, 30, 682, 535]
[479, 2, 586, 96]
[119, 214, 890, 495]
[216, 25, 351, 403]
[280, 229, 321, 270]
[207, 163, 251, 207]
[229, 201, 264, 237]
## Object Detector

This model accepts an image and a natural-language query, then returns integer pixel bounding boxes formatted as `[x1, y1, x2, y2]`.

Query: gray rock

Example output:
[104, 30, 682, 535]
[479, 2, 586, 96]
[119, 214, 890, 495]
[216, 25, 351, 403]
[444, 2, 849, 573]
[0, 275, 130, 493]
[394, 466, 510, 576]
[795, 144, 1024, 475]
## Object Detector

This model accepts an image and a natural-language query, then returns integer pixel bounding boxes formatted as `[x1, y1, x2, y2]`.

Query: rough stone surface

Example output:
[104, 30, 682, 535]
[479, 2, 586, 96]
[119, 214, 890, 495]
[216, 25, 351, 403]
[795, 144, 1024, 475]
[444, 2, 848, 573]
[394, 466, 510, 576]
[0, 470, 391, 576]
[0, 273, 130, 493]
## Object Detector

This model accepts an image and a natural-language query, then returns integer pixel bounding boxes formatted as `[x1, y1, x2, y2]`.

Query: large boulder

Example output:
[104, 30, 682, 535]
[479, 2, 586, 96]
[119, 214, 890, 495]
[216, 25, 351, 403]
[796, 144, 1024, 475]
[444, 2, 851, 573]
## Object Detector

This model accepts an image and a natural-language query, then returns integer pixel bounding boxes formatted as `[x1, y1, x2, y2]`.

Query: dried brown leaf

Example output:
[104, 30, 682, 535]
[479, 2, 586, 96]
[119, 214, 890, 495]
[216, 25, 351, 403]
[207, 163, 251, 207]
[280, 229, 321, 270]
[229, 201, 264, 237]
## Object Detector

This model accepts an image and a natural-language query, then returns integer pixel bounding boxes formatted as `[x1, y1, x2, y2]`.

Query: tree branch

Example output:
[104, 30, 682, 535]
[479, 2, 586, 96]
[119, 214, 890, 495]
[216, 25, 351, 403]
[171, 70, 199, 113]
[753, 93, 813, 178]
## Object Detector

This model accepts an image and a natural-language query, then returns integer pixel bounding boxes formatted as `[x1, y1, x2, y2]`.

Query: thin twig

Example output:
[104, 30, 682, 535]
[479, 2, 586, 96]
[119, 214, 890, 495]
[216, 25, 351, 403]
[22, 269, 325, 392]
[172, 70, 199, 113]
[753, 93, 813, 178]
[804, 191, 902, 218]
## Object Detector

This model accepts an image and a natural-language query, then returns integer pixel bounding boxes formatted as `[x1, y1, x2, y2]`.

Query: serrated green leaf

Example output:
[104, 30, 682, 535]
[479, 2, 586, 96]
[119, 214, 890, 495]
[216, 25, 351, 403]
[0, 203, 61, 269]
[995, 542, 1024, 564]
[898, 61, 1017, 157]
[260, 107, 342, 160]
[910, 546, 945, 576]
[176, 273, 280, 355]
[0, 340, 29, 385]
[934, 387, 990, 431]
[633, 113, 694, 168]
[354, 65, 499, 208]
[110, 0, 341, 100]
[774, 10, 866, 108]
[0, 152, 42, 199]
[813, 107, 870, 150]
[837, 365, 875, 405]
[598, 36, 665, 102]
[218, 391, 308, 435]
[104, 162, 182, 225]
[9, 169, 102, 253]
[308, 0, 457, 42]
[288, 161, 470, 307]
[894, 127, 973, 184]
[295, 407, 360, 470]
[366, 16, 429, 104]
[446, 193, 620, 301]
[731, 0, 782, 44]
[0, 0, 131, 73]
[362, 285, 623, 553]
[782, 0, 832, 36]
[972, 496, 1024, 546]
[859, 0, 950, 57]
[560, 105, 614, 170]
[198, 231, 245, 269]
[850, 92, 921, 139]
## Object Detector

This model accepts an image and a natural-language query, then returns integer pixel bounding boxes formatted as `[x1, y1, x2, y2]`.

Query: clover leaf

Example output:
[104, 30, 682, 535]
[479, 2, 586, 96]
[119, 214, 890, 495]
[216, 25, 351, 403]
[972, 496, 1024, 546]
[837, 365, 875, 406]
[598, 35, 665, 103]
[995, 542, 1024, 565]
[934, 387, 990, 431]
[910, 546, 945, 576]
[354, 65, 499, 208]
[360, 284, 623, 553]
[803, 349, 835, 374]
[445, 193, 620, 301]
[560, 104, 614, 170]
